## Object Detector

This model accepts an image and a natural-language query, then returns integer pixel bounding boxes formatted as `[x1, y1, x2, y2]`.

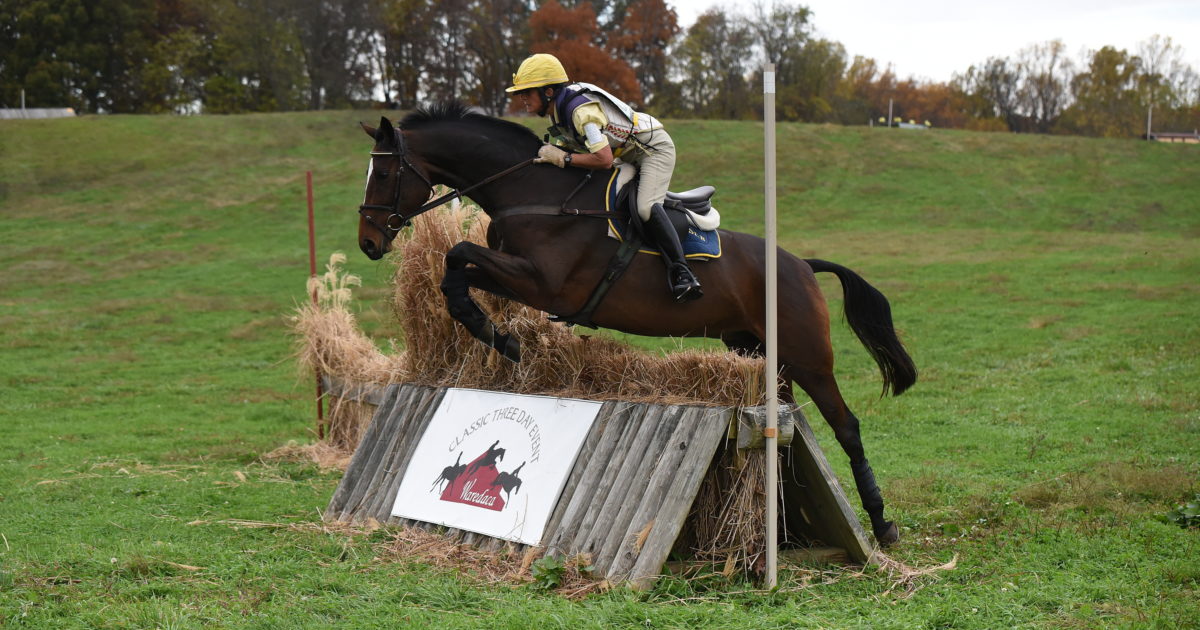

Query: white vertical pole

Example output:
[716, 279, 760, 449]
[888, 98, 894, 126]
[1146, 105, 1153, 140]
[763, 63, 779, 589]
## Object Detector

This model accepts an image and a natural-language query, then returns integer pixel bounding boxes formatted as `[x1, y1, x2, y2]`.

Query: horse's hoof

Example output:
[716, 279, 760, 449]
[875, 521, 900, 547]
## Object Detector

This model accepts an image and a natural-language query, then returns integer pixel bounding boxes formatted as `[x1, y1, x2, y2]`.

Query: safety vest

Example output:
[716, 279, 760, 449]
[549, 82, 662, 156]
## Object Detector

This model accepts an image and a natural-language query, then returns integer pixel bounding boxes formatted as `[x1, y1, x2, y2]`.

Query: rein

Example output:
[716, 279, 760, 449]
[358, 127, 535, 242]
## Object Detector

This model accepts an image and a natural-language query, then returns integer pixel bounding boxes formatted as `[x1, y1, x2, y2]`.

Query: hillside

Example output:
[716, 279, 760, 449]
[1, 111, 1197, 628]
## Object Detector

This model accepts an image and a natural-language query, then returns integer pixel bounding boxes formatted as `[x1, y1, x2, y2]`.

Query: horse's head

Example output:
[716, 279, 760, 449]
[357, 116, 433, 260]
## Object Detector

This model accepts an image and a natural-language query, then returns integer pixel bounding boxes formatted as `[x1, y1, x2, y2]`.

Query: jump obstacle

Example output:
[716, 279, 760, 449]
[322, 378, 874, 589]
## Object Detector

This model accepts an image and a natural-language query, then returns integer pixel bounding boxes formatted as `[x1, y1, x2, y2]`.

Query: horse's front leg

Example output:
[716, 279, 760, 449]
[439, 241, 544, 362]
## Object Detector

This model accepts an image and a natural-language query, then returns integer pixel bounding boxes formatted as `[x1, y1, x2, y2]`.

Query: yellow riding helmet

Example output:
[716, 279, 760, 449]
[506, 54, 569, 93]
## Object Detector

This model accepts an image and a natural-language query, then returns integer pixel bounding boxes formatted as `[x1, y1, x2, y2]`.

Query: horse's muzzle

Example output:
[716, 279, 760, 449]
[361, 238, 384, 261]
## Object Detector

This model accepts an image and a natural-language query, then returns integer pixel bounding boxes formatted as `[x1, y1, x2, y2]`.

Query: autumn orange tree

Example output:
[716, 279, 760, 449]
[527, 0, 641, 105]
[608, 0, 680, 109]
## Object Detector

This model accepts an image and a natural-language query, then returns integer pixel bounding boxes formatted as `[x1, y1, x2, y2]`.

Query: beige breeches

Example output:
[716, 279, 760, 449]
[623, 130, 676, 222]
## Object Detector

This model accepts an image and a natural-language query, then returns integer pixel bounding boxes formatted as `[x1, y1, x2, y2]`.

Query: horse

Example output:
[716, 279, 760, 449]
[355, 102, 916, 545]
[491, 461, 526, 503]
[466, 440, 505, 476]
[431, 452, 465, 493]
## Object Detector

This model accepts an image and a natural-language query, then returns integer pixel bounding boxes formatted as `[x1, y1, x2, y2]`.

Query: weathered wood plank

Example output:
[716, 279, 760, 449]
[542, 403, 640, 556]
[628, 407, 732, 589]
[780, 408, 873, 564]
[342, 384, 437, 521]
[334, 386, 416, 520]
[539, 401, 615, 541]
[363, 386, 446, 521]
[592, 405, 679, 573]
[321, 375, 389, 406]
[734, 404, 795, 449]
[606, 406, 727, 581]
[325, 384, 401, 516]
[326, 385, 869, 589]
[574, 403, 665, 568]
[781, 546, 849, 566]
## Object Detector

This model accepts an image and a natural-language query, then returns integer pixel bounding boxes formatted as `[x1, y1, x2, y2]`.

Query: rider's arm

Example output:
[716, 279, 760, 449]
[568, 103, 614, 170]
[568, 140, 614, 170]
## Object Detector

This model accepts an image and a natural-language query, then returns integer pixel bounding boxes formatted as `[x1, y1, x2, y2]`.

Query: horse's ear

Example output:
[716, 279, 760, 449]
[375, 116, 397, 148]
[360, 121, 377, 139]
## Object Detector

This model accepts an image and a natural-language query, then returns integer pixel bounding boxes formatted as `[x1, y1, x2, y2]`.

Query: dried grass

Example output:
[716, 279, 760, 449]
[872, 551, 959, 598]
[262, 440, 354, 472]
[374, 525, 605, 598]
[679, 446, 768, 578]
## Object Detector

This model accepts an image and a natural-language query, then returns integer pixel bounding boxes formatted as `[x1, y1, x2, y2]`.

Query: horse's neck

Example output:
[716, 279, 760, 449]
[417, 129, 602, 211]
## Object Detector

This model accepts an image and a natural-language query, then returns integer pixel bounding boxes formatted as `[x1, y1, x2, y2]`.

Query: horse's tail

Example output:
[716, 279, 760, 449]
[806, 259, 917, 396]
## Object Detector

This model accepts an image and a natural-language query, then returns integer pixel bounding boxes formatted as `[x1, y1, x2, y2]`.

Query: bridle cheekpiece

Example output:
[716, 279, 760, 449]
[358, 128, 434, 242]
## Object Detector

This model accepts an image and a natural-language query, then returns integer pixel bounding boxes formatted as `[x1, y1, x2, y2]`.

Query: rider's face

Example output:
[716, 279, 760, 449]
[516, 89, 545, 116]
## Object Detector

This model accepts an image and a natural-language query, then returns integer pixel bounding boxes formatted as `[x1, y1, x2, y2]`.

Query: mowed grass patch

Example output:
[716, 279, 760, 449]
[2, 111, 1199, 628]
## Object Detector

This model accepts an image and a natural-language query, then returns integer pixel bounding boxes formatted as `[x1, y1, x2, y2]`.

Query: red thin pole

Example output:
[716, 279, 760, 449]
[307, 171, 325, 439]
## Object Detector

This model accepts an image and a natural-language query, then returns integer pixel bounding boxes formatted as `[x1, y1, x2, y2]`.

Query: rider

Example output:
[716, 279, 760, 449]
[506, 53, 702, 303]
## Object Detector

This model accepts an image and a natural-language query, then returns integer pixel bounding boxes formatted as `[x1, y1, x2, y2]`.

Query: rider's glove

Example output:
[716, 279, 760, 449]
[534, 144, 569, 168]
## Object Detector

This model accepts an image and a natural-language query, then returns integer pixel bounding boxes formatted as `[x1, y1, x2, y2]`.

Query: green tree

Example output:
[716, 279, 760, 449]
[673, 8, 753, 119]
[373, 0, 439, 109]
[1016, 40, 1073, 132]
[1058, 46, 1142, 137]
[468, 0, 535, 115]
[1136, 35, 1200, 133]
[293, 0, 375, 110]
[0, 0, 163, 113]
[201, 0, 308, 113]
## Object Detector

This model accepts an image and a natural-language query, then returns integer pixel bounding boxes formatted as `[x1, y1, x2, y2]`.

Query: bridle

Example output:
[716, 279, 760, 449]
[357, 128, 435, 243]
[358, 127, 536, 245]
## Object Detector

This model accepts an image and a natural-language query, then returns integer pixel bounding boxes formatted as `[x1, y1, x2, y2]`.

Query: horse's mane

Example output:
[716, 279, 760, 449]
[399, 101, 539, 146]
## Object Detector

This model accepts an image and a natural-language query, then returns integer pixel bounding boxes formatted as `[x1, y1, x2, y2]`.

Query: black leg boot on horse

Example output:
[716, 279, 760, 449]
[644, 203, 703, 302]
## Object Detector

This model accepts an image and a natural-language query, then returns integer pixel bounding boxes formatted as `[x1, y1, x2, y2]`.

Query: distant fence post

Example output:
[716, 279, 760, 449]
[306, 171, 325, 439]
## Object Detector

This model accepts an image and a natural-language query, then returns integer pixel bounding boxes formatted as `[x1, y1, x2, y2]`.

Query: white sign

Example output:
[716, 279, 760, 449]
[391, 388, 601, 545]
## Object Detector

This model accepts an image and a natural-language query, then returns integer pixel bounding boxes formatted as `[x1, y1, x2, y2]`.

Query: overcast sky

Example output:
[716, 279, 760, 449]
[668, 0, 1200, 83]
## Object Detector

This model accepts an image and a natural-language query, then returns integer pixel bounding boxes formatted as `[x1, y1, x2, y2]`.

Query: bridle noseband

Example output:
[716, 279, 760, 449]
[358, 128, 434, 243]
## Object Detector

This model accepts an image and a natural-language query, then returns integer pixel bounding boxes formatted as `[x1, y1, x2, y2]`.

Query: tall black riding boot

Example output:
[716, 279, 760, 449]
[644, 203, 703, 302]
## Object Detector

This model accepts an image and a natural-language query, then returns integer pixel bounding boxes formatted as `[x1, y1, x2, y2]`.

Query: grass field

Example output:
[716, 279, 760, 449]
[1, 110, 1198, 628]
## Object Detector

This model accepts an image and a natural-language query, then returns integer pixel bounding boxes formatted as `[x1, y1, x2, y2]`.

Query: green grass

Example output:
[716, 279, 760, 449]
[1, 110, 1198, 628]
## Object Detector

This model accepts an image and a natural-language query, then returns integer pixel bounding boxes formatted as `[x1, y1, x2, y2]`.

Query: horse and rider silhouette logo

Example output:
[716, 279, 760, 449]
[431, 440, 526, 511]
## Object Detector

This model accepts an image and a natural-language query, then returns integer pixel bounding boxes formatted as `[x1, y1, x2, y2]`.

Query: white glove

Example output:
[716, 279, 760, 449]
[534, 144, 568, 168]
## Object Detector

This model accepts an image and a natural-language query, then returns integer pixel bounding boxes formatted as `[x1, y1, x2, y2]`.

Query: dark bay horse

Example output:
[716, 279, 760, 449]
[356, 103, 916, 545]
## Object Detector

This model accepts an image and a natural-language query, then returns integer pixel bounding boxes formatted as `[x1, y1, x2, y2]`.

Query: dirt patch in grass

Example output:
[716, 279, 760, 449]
[1014, 461, 1196, 517]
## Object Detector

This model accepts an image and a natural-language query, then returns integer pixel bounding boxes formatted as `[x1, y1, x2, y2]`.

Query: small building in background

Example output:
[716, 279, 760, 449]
[1144, 131, 1200, 144]
[0, 108, 76, 120]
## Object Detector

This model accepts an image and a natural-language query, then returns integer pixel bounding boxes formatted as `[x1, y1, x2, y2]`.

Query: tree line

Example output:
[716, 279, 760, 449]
[3, 0, 1197, 138]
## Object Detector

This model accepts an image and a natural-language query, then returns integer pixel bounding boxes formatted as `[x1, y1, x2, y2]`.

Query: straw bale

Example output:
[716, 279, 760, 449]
[677, 444, 769, 578]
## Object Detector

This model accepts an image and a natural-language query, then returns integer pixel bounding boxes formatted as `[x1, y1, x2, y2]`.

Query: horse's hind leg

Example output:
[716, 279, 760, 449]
[792, 367, 899, 545]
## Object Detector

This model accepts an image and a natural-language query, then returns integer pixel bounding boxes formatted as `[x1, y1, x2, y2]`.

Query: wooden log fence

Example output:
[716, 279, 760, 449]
[324, 380, 874, 587]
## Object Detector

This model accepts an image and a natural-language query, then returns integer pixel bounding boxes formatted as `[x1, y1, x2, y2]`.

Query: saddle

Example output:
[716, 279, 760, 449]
[666, 185, 717, 217]
[610, 164, 721, 259]
[547, 166, 722, 328]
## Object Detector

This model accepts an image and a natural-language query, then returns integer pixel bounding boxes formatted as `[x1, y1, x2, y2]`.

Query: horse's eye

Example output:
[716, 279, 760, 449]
[375, 170, 389, 180]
